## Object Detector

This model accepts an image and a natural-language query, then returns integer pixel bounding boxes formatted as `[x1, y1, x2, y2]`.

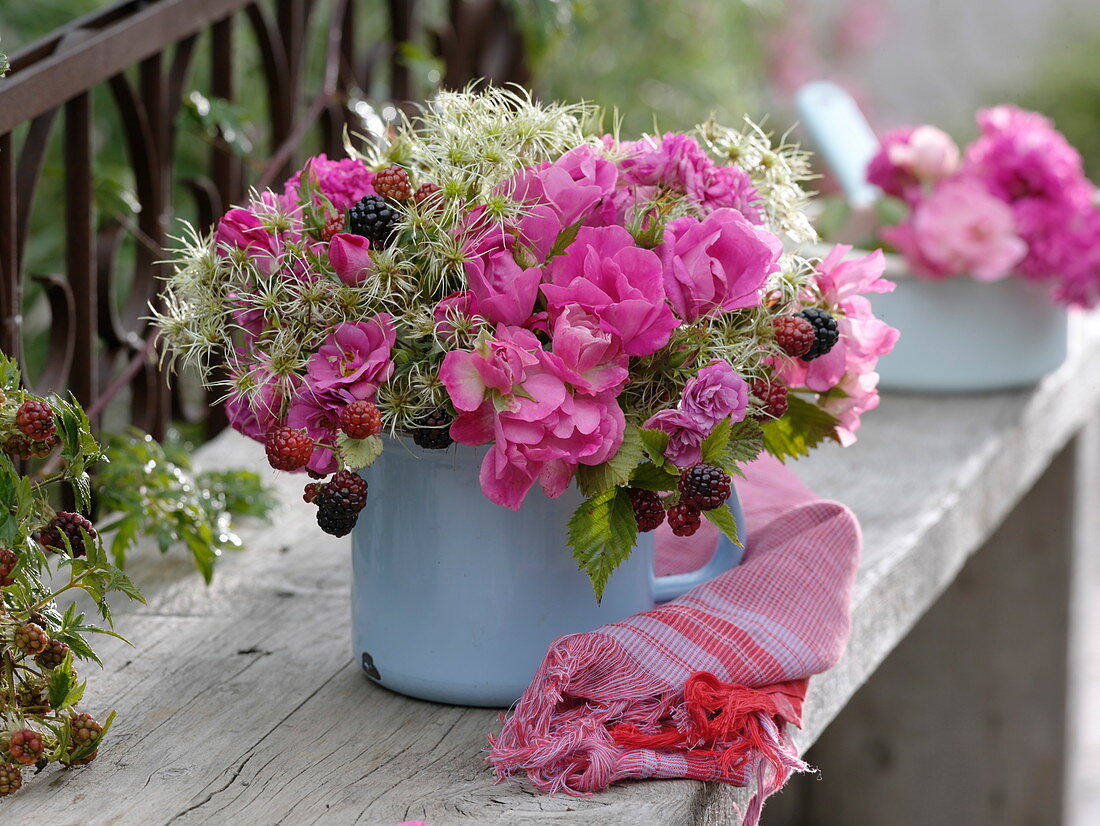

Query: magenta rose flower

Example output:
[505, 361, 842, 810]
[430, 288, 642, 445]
[214, 208, 280, 275]
[508, 144, 618, 227]
[305, 314, 396, 399]
[282, 154, 375, 213]
[224, 362, 284, 442]
[658, 209, 781, 322]
[699, 165, 763, 222]
[867, 125, 959, 201]
[681, 361, 748, 427]
[286, 383, 351, 475]
[542, 225, 678, 357]
[463, 211, 556, 326]
[882, 179, 1027, 281]
[545, 305, 629, 396]
[327, 233, 372, 287]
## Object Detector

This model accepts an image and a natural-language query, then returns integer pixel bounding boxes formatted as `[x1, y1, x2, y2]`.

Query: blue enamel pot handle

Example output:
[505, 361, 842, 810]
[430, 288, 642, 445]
[651, 490, 746, 603]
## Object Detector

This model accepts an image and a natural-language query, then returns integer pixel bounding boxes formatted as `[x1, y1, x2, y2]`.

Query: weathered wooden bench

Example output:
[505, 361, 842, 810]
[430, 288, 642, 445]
[7, 315, 1100, 825]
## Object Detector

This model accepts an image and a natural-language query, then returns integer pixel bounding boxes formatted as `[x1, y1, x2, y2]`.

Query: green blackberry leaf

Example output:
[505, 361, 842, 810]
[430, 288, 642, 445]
[639, 427, 670, 468]
[576, 426, 643, 496]
[568, 487, 638, 601]
[761, 395, 838, 462]
[703, 504, 742, 548]
[700, 417, 733, 464]
[628, 461, 679, 492]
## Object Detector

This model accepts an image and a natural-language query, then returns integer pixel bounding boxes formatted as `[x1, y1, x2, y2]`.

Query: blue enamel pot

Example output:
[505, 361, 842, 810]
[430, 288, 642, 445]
[872, 271, 1068, 393]
[351, 440, 744, 707]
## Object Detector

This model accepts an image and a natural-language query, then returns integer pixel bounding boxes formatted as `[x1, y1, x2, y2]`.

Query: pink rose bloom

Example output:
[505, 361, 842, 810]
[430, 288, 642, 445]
[700, 165, 764, 223]
[643, 408, 709, 469]
[542, 225, 678, 357]
[867, 125, 959, 201]
[463, 210, 556, 326]
[286, 383, 351, 475]
[282, 154, 375, 213]
[441, 326, 625, 509]
[327, 233, 372, 287]
[545, 305, 629, 396]
[821, 371, 882, 448]
[657, 209, 781, 322]
[681, 361, 748, 427]
[882, 179, 1027, 281]
[965, 106, 1092, 211]
[508, 145, 618, 226]
[214, 208, 281, 275]
[305, 314, 396, 399]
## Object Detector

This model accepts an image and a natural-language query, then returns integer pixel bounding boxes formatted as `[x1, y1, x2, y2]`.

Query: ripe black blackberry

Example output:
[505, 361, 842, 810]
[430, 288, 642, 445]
[0, 761, 22, 797]
[750, 377, 789, 420]
[0, 547, 16, 587]
[264, 426, 314, 471]
[15, 400, 56, 441]
[797, 307, 839, 361]
[339, 400, 382, 440]
[373, 165, 412, 201]
[410, 409, 454, 450]
[38, 512, 97, 556]
[35, 639, 70, 670]
[773, 315, 816, 358]
[348, 194, 399, 248]
[314, 470, 368, 537]
[628, 489, 665, 532]
[678, 464, 731, 511]
[667, 503, 702, 537]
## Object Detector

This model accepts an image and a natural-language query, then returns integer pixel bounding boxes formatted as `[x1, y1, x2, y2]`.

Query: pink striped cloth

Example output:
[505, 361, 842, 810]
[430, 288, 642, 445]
[488, 455, 861, 824]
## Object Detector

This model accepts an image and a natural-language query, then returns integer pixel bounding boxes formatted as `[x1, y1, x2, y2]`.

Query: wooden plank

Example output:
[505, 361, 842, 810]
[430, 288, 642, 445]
[5, 315, 1100, 824]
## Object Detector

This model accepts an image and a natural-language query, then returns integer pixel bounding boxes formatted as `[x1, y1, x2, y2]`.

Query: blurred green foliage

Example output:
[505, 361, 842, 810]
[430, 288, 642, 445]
[521, 0, 769, 133]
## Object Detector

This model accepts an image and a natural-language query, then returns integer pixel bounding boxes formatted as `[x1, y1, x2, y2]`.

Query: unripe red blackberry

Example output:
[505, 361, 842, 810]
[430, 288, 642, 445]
[38, 512, 97, 556]
[0, 547, 17, 586]
[35, 639, 70, 670]
[6, 729, 43, 766]
[3, 431, 57, 460]
[62, 749, 98, 768]
[0, 762, 22, 796]
[628, 489, 665, 532]
[16, 678, 50, 713]
[13, 623, 48, 655]
[413, 182, 443, 212]
[679, 464, 732, 512]
[410, 408, 454, 450]
[750, 377, 789, 420]
[264, 426, 314, 472]
[314, 469, 368, 537]
[373, 165, 412, 201]
[15, 399, 56, 441]
[773, 315, 816, 358]
[303, 482, 321, 503]
[667, 503, 702, 537]
[797, 307, 840, 361]
[339, 400, 382, 440]
[321, 215, 345, 241]
[68, 713, 103, 748]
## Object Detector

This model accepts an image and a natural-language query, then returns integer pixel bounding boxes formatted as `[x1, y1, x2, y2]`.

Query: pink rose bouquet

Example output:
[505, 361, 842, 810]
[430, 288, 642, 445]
[157, 89, 895, 594]
[867, 105, 1100, 306]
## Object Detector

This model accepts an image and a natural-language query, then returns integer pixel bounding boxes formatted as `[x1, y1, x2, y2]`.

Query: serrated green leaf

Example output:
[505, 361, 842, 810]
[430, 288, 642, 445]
[703, 504, 743, 548]
[639, 428, 670, 467]
[47, 654, 75, 709]
[761, 395, 839, 462]
[61, 679, 87, 709]
[700, 417, 733, 464]
[568, 487, 638, 601]
[575, 427, 644, 497]
[628, 461, 679, 492]
[337, 434, 384, 469]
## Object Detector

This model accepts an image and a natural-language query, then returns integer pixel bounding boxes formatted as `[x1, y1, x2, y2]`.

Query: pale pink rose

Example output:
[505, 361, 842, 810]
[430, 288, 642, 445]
[883, 179, 1027, 281]
[886, 125, 960, 183]
[327, 233, 372, 287]
[680, 361, 748, 427]
[542, 225, 678, 357]
[439, 327, 546, 413]
[657, 209, 781, 322]
[821, 370, 882, 448]
[643, 408, 709, 469]
[305, 314, 396, 399]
